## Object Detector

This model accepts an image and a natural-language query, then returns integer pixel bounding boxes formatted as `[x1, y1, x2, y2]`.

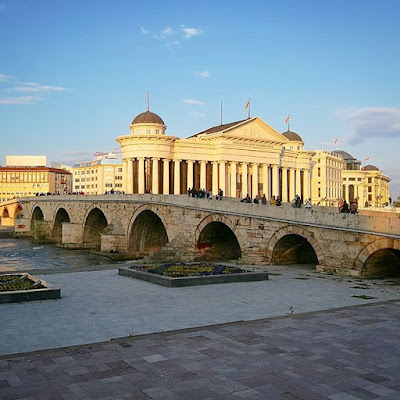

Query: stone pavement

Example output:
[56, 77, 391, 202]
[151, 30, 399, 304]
[1, 265, 400, 356]
[1, 300, 399, 400]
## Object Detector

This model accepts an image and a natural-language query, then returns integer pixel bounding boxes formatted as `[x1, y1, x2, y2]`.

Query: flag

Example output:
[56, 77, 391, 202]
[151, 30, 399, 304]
[285, 114, 290, 124]
[365, 156, 370, 161]
[244, 100, 250, 110]
[334, 138, 338, 145]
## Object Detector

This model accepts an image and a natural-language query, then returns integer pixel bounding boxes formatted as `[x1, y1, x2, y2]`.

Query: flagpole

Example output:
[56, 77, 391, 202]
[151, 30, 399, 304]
[147, 91, 150, 111]
[248, 99, 250, 119]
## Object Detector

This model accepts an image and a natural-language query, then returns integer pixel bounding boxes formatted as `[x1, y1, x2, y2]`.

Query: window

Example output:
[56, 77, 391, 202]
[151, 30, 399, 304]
[105, 183, 113, 188]
[368, 178, 372, 183]
[368, 186, 372, 192]
[156, 129, 159, 134]
[318, 167, 320, 177]
[146, 129, 151, 134]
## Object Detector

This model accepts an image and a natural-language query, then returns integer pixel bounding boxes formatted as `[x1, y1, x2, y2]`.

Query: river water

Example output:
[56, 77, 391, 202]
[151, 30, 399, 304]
[0, 238, 117, 272]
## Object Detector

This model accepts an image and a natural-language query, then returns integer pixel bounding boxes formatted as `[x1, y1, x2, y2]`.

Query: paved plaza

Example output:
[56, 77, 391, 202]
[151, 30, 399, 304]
[1, 300, 400, 399]
[1, 265, 400, 399]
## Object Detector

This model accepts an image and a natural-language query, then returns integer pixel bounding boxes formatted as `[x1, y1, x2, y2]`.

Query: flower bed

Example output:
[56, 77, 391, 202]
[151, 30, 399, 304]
[135, 263, 244, 277]
[119, 263, 269, 287]
[0, 273, 61, 303]
[0, 274, 44, 292]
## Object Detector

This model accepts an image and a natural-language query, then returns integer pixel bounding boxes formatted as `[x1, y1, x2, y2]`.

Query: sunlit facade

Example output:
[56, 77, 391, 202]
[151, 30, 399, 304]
[72, 151, 123, 194]
[116, 110, 315, 201]
[311, 150, 345, 206]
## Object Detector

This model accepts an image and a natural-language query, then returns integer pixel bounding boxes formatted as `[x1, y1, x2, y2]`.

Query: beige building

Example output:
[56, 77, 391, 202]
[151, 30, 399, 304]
[72, 151, 123, 194]
[116, 110, 315, 201]
[333, 151, 390, 208]
[0, 166, 71, 202]
[311, 150, 345, 206]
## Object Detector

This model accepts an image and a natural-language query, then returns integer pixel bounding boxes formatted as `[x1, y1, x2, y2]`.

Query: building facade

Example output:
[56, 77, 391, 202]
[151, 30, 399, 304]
[311, 150, 345, 206]
[116, 111, 315, 201]
[333, 151, 390, 208]
[72, 151, 123, 195]
[0, 166, 71, 202]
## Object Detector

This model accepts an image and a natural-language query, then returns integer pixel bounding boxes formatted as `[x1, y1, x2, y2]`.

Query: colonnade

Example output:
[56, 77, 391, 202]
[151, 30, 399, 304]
[122, 158, 311, 201]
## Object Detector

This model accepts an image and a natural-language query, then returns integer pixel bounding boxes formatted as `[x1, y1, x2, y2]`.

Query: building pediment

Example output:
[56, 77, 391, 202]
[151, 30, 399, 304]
[216, 118, 287, 144]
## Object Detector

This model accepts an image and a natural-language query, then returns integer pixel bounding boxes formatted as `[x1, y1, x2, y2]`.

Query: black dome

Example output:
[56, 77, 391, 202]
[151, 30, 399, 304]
[282, 129, 303, 142]
[132, 111, 164, 125]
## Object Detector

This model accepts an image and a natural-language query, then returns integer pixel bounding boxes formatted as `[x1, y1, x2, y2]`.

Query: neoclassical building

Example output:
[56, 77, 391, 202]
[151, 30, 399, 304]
[116, 110, 315, 201]
[333, 150, 391, 207]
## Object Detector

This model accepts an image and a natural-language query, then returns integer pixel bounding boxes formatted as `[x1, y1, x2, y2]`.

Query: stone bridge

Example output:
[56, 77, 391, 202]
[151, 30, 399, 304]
[1, 195, 400, 277]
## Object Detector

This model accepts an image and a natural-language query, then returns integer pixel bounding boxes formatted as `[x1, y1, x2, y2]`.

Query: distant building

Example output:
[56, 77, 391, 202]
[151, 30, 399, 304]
[72, 151, 123, 194]
[6, 155, 47, 167]
[333, 150, 390, 208]
[311, 150, 345, 206]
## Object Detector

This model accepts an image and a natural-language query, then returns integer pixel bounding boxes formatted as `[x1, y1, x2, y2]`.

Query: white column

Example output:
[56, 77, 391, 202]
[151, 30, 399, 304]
[241, 163, 248, 197]
[230, 162, 237, 197]
[295, 169, 301, 197]
[126, 159, 133, 194]
[174, 160, 180, 194]
[303, 169, 310, 201]
[152, 158, 159, 194]
[163, 159, 169, 195]
[138, 157, 145, 194]
[122, 159, 127, 193]
[252, 163, 258, 199]
[272, 165, 279, 198]
[289, 169, 295, 201]
[200, 161, 207, 190]
[187, 160, 194, 190]
[219, 161, 226, 195]
[262, 164, 269, 199]
[212, 162, 219, 195]
[281, 167, 288, 202]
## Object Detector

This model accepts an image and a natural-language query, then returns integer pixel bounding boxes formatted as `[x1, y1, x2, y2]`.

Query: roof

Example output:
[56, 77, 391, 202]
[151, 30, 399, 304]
[0, 166, 71, 174]
[281, 130, 303, 142]
[362, 165, 379, 171]
[132, 111, 165, 125]
[188, 119, 247, 138]
[332, 150, 355, 160]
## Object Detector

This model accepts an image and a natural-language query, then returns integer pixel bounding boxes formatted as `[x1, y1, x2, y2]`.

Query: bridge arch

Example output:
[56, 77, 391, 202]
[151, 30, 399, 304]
[127, 205, 169, 256]
[14, 204, 23, 218]
[83, 207, 108, 250]
[355, 238, 400, 277]
[30, 205, 44, 231]
[53, 207, 71, 243]
[268, 225, 324, 266]
[2, 207, 9, 219]
[195, 214, 242, 261]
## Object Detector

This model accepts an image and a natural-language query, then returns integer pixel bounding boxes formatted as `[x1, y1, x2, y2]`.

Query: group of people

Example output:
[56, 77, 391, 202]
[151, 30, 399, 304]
[338, 198, 358, 214]
[187, 188, 224, 200]
[240, 194, 283, 206]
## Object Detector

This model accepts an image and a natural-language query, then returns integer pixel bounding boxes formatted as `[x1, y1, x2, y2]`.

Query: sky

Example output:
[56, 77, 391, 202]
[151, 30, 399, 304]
[1, 0, 399, 198]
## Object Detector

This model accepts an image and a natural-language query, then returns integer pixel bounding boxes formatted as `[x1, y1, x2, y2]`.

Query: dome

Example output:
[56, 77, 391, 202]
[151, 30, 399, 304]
[282, 129, 303, 142]
[132, 111, 165, 125]
[332, 150, 355, 160]
[362, 165, 379, 171]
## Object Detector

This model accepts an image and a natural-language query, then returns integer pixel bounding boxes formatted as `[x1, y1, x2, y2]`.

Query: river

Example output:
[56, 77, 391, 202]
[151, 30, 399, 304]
[0, 238, 117, 272]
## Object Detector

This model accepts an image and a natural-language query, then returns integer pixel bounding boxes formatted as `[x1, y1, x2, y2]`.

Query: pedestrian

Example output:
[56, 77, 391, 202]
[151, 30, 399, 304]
[261, 194, 267, 205]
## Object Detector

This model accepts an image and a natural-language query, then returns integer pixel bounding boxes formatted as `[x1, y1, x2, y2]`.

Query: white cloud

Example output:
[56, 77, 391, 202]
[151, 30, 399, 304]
[0, 96, 43, 105]
[161, 27, 174, 36]
[184, 99, 205, 106]
[181, 26, 202, 38]
[194, 70, 210, 78]
[140, 25, 204, 47]
[12, 82, 69, 93]
[0, 73, 10, 82]
[337, 107, 400, 144]
[191, 111, 206, 118]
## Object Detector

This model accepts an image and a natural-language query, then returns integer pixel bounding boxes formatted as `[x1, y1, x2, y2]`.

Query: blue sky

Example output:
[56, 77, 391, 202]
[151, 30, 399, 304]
[1, 0, 399, 197]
